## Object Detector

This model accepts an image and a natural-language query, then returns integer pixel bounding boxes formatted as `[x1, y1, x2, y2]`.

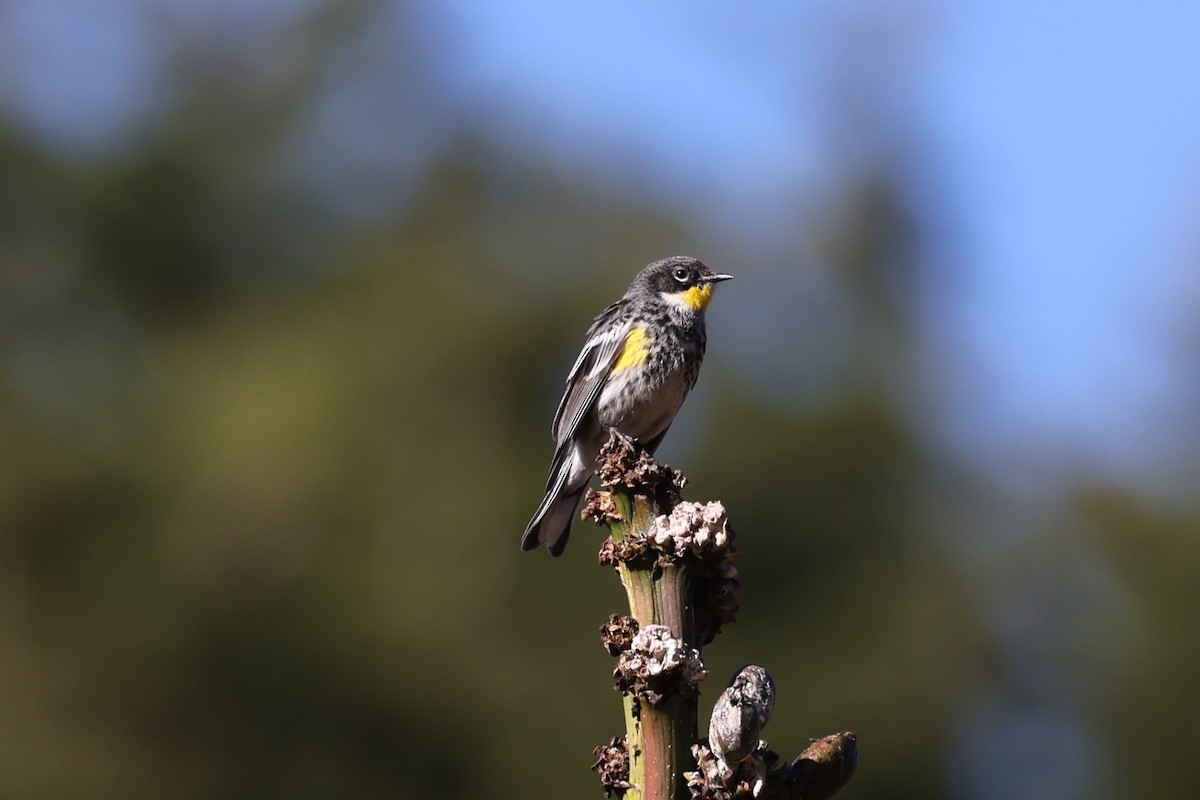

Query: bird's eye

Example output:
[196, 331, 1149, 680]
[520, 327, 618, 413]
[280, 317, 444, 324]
[672, 267, 690, 282]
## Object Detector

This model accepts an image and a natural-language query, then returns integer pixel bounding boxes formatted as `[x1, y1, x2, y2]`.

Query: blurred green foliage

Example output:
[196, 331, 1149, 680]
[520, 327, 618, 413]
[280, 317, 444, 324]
[1, 7, 1198, 800]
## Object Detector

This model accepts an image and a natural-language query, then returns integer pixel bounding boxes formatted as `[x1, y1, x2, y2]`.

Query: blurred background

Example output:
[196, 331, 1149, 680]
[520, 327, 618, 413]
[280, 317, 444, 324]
[2, 1, 1199, 798]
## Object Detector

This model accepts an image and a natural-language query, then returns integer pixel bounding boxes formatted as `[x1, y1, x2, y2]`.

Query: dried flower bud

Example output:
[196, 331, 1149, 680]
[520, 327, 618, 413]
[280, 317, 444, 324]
[591, 735, 632, 798]
[582, 489, 622, 524]
[596, 432, 686, 495]
[599, 614, 639, 656]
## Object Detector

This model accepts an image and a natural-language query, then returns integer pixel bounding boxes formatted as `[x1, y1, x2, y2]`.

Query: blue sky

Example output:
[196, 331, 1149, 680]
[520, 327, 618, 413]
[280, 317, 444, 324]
[4, 0, 1200, 486]
[916, 1, 1200, 481]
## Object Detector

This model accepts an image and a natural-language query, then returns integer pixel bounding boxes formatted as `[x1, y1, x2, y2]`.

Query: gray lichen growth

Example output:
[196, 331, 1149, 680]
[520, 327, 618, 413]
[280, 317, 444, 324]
[613, 624, 707, 705]
[647, 501, 732, 557]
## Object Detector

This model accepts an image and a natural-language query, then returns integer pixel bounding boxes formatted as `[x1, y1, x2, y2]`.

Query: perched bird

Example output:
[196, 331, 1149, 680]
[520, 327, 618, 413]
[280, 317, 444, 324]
[522, 256, 733, 556]
[708, 664, 776, 769]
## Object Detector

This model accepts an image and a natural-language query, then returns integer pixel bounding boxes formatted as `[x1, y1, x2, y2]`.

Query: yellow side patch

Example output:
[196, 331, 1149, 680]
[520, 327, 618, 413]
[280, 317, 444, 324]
[612, 326, 651, 373]
[680, 283, 714, 312]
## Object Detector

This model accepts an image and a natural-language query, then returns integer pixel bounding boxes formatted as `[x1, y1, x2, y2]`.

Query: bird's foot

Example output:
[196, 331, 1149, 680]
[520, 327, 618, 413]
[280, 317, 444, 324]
[606, 429, 640, 451]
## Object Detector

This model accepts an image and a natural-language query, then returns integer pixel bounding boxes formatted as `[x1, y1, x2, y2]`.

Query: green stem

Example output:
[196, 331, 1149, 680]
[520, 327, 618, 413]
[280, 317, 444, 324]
[611, 493, 698, 800]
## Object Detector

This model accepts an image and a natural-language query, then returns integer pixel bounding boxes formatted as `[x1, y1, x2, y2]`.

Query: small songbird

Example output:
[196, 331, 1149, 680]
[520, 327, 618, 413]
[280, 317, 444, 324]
[522, 256, 733, 556]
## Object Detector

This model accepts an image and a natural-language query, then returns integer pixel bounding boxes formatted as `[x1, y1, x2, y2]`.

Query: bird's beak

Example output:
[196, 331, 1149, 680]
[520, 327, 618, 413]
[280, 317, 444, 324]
[706, 273, 734, 283]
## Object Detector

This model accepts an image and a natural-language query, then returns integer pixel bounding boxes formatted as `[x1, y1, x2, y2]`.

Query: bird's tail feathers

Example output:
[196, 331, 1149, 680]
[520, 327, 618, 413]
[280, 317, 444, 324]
[522, 447, 586, 556]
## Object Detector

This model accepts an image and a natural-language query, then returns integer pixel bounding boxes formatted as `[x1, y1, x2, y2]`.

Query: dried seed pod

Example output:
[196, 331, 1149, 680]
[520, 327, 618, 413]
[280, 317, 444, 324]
[591, 735, 632, 798]
[708, 665, 776, 769]
[788, 731, 857, 800]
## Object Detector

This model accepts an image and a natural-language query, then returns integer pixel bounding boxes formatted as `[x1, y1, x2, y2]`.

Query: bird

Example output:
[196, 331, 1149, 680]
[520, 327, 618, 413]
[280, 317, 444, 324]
[522, 256, 733, 556]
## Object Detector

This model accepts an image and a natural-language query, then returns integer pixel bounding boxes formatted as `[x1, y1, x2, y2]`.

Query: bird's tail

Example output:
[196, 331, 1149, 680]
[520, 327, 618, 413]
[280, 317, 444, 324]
[522, 447, 587, 557]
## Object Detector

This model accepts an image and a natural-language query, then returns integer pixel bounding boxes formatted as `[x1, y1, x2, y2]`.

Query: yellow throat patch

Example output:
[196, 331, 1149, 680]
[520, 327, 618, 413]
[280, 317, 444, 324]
[612, 326, 651, 372]
[679, 283, 714, 312]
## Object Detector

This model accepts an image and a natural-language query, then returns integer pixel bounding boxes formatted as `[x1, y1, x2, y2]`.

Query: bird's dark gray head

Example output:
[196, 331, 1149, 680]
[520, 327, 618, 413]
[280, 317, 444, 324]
[633, 256, 733, 312]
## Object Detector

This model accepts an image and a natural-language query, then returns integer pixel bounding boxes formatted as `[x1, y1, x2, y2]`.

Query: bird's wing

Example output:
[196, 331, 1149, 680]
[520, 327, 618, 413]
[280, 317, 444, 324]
[551, 299, 632, 443]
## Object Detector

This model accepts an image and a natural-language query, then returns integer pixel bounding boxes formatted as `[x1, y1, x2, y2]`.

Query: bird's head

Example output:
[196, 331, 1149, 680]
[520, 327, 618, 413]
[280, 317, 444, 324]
[637, 256, 734, 313]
